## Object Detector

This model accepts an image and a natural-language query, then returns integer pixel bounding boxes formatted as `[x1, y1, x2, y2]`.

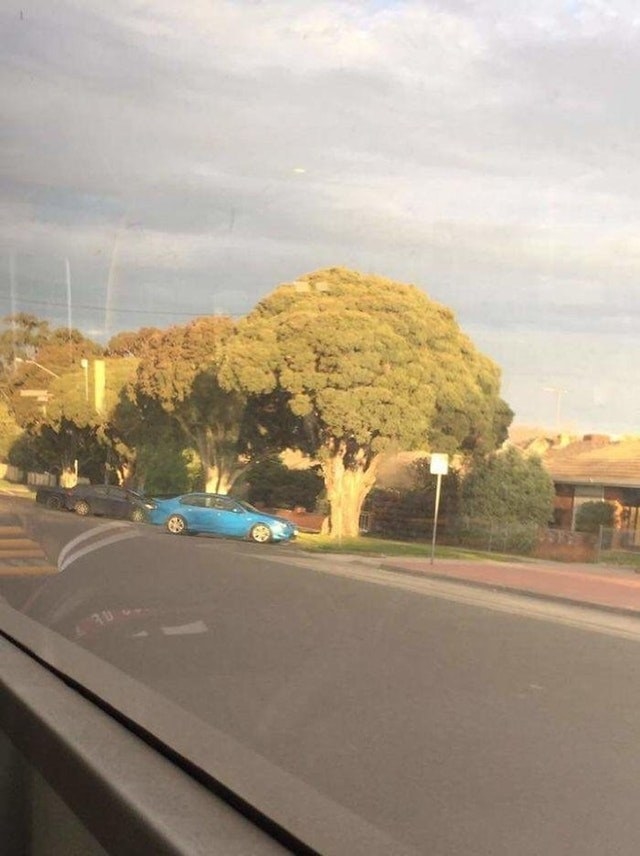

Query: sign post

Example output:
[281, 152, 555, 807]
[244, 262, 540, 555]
[429, 453, 449, 565]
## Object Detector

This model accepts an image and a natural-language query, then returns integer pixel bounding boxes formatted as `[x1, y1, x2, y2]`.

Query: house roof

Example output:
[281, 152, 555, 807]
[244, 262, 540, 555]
[541, 436, 640, 487]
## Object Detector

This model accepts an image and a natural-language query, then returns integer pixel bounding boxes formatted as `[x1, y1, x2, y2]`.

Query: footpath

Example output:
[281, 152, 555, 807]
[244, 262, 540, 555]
[379, 555, 640, 617]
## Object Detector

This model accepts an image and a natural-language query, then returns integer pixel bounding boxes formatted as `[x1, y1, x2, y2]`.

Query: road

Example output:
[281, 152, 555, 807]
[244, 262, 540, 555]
[4, 497, 640, 854]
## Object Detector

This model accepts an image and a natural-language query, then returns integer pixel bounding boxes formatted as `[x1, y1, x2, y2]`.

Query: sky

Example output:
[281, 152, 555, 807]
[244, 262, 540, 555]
[3, 0, 640, 434]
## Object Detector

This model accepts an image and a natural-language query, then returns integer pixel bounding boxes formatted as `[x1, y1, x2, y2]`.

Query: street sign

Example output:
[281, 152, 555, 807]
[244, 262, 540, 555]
[429, 453, 449, 564]
[430, 453, 449, 475]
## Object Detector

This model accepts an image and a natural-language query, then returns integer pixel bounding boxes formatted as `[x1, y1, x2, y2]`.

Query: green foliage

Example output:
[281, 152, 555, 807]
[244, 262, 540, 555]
[575, 501, 616, 534]
[105, 328, 161, 357]
[365, 469, 461, 539]
[224, 268, 511, 458]
[460, 447, 554, 526]
[8, 416, 105, 482]
[136, 445, 193, 495]
[135, 316, 247, 492]
[3, 317, 103, 427]
[245, 457, 323, 510]
[0, 397, 21, 461]
[445, 518, 539, 555]
[221, 267, 512, 537]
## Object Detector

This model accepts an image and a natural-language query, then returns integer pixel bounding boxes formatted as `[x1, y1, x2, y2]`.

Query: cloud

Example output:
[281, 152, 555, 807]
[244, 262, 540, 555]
[3, 1, 640, 428]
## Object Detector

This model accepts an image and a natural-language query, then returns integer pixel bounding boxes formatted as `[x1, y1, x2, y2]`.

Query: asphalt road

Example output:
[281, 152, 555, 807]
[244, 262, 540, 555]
[6, 498, 640, 855]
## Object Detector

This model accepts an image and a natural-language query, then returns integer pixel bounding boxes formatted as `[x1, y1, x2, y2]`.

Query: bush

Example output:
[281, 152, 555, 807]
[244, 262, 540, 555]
[575, 501, 615, 534]
[460, 447, 554, 526]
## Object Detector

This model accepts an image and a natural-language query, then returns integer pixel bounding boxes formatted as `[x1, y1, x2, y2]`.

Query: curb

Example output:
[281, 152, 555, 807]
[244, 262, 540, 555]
[379, 561, 640, 620]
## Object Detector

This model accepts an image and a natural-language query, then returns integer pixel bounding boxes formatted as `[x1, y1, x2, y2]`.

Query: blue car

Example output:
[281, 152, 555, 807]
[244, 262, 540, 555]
[147, 493, 297, 543]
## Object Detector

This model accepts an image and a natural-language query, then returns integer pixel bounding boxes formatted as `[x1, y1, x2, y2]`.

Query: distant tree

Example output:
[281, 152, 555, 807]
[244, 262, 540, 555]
[575, 501, 616, 534]
[105, 328, 161, 357]
[135, 317, 247, 493]
[221, 267, 512, 539]
[0, 396, 21, 462]
[6, 325, 103, 426]
[2, 353, 144, 484]
[460, 447, 554, 525]
[0, 313, 51, 367]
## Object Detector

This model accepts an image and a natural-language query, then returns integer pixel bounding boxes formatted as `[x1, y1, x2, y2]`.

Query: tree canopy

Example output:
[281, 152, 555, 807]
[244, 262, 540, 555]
[221, 267, 512, 537]
[134, 316, 247, 493]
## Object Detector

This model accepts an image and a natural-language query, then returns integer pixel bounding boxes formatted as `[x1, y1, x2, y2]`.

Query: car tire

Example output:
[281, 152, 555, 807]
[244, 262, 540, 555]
[166, 514, 187, 535]
[130, 507, 146, 523]
[249, 523, 272, 543]
[46, 495, 63, 511]
[74, 500, 91, 516]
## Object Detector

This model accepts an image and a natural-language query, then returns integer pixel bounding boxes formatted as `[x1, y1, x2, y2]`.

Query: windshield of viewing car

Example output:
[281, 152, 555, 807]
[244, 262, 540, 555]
[4, 3, 640, 855]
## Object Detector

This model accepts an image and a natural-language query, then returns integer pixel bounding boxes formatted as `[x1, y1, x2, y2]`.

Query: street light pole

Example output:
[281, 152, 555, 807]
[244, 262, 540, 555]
[543, 386, 567, 432]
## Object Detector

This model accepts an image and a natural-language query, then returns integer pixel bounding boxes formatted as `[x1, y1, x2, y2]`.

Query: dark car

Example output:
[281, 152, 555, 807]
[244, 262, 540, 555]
[35, 484, 154, 522]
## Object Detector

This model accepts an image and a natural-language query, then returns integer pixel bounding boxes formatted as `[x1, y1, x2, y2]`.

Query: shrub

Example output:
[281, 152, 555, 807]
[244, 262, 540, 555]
[575, 501, 615, 534]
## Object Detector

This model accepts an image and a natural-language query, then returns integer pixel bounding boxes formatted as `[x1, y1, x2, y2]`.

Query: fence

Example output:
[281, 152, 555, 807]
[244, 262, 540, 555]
[363, 502, 603, 561]
[596, 527, 640, 567]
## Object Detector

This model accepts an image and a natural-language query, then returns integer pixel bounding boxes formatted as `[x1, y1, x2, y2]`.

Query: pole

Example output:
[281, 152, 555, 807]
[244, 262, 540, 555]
[65, 258, 72, 363]
[81, 359, 89, 402]
[430, 472, 443, 565]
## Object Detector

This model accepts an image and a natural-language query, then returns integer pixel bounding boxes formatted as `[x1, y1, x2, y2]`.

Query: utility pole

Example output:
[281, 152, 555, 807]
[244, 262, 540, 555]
[543, 386, 567, 432]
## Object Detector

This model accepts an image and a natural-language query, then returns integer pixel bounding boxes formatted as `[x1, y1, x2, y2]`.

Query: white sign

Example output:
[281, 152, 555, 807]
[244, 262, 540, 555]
[430, 453, 449, 475]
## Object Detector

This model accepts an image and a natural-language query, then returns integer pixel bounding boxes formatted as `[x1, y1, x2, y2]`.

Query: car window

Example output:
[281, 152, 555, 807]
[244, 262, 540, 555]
[179, 495, 206, 508]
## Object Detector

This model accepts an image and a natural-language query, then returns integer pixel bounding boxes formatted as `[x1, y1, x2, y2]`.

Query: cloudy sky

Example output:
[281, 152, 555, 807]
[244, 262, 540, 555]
[3, 0, 640, 433]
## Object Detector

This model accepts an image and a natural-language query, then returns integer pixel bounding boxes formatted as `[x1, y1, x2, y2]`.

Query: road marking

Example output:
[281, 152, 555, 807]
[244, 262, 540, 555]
[58, 522, 143, 571]
[0, 523, 58, 576]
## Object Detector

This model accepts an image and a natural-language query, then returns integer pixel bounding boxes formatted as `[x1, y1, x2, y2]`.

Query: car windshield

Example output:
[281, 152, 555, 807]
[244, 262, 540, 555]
[4, 4, 640, 855]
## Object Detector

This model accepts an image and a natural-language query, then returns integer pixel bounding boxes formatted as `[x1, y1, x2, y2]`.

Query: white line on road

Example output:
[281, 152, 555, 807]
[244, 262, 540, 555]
[58, 522, 142, 572]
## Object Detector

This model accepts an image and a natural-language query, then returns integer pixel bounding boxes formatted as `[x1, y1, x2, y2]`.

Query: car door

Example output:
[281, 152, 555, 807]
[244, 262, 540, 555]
[205, 496, 248, 537]
[105, 486, 130, 519]
[86, 486, 111, 515]
[176, 495, 209, 530]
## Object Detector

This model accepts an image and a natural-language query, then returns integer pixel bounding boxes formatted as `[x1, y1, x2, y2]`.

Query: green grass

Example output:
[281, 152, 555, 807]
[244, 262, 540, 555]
[599, 549, 640, 570]
[295, 533, 520, 562]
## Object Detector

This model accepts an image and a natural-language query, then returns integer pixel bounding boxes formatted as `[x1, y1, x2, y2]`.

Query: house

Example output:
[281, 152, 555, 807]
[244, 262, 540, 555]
[524, 433, 640, 539]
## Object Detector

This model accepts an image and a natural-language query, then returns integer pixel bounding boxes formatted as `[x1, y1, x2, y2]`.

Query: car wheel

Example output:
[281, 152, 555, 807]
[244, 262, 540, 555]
[74, 500, 91, 516]
[46, 495, 63, 511]
[166, 514, 187, 535]
[130, 507, 146, 523]
[249, 523, 272, 543]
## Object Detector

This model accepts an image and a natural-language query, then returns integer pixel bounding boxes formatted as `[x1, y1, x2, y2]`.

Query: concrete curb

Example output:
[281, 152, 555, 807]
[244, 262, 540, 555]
[379, 561, 640, 620]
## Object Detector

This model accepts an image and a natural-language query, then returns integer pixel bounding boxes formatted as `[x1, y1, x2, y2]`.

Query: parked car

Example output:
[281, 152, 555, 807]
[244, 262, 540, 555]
[35, 484, 155, 522]
[147, 493, 297, 543]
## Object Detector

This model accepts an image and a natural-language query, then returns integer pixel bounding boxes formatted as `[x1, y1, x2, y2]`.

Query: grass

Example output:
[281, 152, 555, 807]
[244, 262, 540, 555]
[599, 549, 640, 571]
[295, 532, 520, 562]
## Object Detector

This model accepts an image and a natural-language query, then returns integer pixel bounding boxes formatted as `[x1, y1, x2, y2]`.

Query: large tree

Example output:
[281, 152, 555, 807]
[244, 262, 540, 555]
[134, 316, 247, 493]
[221, 268, 512, 538]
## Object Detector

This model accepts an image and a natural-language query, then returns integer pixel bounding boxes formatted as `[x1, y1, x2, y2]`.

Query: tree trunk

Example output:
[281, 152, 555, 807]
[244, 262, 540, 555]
[60, 466, 78, 488]
[204, 465, 234, 494]
[323, 451, 378, 540]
